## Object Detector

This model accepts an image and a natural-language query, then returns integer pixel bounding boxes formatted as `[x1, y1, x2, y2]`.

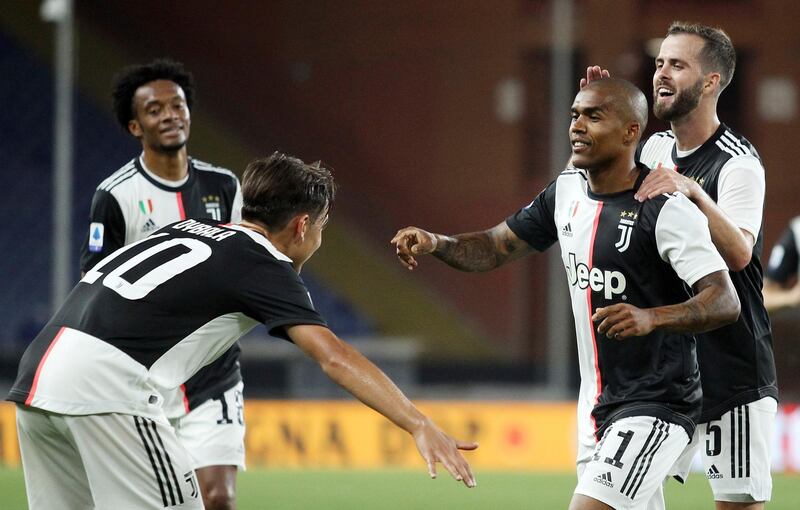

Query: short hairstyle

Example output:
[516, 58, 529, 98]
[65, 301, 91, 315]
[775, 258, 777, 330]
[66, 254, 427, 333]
[584, 77, 649, 137]
[241, 152, 337, 231]
[111, 58, 196, 130]
[667, 21, 736, 92]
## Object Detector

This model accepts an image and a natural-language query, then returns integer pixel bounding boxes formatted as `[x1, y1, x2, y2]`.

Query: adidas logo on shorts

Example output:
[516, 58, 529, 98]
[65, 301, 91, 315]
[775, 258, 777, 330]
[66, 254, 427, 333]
[707, 464, 723, 479]
[561, 223, 573, 237]
[593, 471, 614, 487]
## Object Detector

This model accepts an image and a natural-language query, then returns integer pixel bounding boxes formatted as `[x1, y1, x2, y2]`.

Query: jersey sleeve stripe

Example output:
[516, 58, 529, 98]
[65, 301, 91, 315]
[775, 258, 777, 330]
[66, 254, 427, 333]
[25, 326, 66, 405]
[722, 131, 752, 157]
[192, 160, 238, 180]
[99, 164, 137, 191]
[715, 140, 741, 158]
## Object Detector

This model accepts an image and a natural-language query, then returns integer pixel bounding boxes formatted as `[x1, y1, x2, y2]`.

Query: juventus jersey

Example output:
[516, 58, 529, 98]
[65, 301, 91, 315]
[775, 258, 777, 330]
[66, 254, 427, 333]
[10, 219, 326, 418]
[506, 165, 727, 449]
[79, 156, 244, 417]
[765, 216, 800, 284]
[638, 124, 778, 422]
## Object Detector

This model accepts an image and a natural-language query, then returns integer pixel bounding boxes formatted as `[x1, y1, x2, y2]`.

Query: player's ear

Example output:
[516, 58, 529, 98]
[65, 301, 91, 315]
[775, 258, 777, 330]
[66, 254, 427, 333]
[704, 72, 721, 95]
[623, 122, 640, 145]
[294, 214, 310, 243]
[128, 119, 142, 138]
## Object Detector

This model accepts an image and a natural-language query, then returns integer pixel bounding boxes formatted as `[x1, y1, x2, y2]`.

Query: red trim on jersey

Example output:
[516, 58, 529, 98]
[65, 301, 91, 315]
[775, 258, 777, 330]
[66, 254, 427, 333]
[587, 202, 604, 435]
[176, 192, 186, 220]
[180, 384, 190, 413]
[25, 327, 66, 405]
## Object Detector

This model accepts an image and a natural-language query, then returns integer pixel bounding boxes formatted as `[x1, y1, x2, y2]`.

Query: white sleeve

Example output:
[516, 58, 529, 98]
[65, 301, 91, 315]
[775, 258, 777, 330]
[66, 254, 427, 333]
[655, 193, 728, 287]
[230, 180, 243, 223]
[716, 155, 765, 239]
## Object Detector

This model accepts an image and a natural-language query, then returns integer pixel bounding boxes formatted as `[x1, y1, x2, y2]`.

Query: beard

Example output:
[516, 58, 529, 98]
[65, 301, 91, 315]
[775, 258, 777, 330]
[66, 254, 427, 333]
[157, 138, 188, 153]
[653, 78, 703, 121]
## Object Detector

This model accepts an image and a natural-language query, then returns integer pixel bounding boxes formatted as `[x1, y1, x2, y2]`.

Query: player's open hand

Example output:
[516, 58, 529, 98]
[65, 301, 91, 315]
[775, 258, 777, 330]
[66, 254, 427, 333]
[391, 227, 438, 270]
[579, 66, 610, 89]
[592, 303, 656, 339]
[411, 417, 478, 488]
[634, 167, 699, 202]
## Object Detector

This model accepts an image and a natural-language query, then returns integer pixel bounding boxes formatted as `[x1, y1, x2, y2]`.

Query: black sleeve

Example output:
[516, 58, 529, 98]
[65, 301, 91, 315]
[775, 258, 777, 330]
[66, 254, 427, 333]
[765, 224, 799, 283]
[79, 189, 126, 273]
[505, 180, 558, 252]
[237, 260, 328, 341]
[634, 139, 645, 165]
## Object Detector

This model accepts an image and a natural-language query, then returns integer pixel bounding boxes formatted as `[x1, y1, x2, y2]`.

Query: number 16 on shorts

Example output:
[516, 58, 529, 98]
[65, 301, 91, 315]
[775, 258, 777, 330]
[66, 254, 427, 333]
[575, 416, 690, 510]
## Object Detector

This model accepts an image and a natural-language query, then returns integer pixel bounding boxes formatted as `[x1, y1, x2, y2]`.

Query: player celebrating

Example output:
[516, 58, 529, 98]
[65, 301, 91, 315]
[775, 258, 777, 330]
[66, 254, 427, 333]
[79, 59, 245, 509]
[392, 78, 740, 510]
[11, 152, 477, 509]
[763, 216, 800, 312]
[631, 22, 778, 509]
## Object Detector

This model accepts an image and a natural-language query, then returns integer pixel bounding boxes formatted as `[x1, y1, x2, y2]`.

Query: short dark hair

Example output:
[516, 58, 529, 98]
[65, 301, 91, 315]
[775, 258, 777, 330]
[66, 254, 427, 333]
[584, 77, 649, 138]
[241, 152, 337, 231]
[111, 58, 196, 130]
[667, 21, 736, 92]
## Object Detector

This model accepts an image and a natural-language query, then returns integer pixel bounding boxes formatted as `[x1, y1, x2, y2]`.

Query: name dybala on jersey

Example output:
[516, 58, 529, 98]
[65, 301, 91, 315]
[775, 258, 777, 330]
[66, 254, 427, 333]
[637, 124, 778, 423]
[10, 219, 326, 418]
[506, 164, 727, 451]
[79, 156, 244, 417]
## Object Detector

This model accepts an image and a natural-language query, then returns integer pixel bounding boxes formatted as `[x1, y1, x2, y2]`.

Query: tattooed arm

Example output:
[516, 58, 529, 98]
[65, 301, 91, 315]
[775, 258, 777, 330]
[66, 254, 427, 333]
[391, 222, 534, 272]
[593, 270, 740, 339]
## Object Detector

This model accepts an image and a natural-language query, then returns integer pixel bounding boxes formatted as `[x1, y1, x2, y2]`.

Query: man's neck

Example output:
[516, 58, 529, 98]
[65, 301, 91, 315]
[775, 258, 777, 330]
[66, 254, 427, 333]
[669, 101, 720, 151]
[141, 148, 189, 181]
[587, 158, 640, 195]
[240, 220, 302, 273]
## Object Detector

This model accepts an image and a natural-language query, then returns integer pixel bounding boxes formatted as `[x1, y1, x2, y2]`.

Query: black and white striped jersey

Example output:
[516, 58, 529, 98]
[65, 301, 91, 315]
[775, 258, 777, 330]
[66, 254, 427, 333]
[9, 219, 326, 418]
[765, 216, 800, 284]
[79, 156, 244, 417]
[506, 164, 727, 449]
[637, 124, 778, 423]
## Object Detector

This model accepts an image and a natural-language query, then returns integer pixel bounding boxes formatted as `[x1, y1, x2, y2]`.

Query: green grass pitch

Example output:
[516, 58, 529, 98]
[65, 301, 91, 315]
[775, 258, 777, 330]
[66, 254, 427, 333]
[1, 467, 798, 509]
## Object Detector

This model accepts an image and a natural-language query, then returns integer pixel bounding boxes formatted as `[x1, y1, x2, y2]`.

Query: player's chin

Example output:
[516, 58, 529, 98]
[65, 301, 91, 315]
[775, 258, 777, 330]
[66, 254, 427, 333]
[159, 140, 188, 152]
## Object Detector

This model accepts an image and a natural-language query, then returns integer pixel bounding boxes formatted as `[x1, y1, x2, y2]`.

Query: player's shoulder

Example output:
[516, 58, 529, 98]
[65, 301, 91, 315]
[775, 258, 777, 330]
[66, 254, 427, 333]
[557, 166, 588, 185]
[646, 129, 675, 142]
[713, 125, 759, 161]
[96, 158, 139, 192]
[191, 158, 239, 182]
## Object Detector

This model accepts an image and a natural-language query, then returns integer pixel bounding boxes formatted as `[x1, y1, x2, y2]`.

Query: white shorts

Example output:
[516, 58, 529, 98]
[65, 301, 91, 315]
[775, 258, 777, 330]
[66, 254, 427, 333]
[16, 404, 203, 510]
[575, 416, 690, 510]
[170, 381, 246, 470]
[672, 396, 777, 502]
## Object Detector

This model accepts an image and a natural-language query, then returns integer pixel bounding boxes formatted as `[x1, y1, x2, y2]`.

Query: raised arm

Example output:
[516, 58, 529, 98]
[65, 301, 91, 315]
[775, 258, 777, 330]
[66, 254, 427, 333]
[593, 270, 740, 339]
[286, 324, 477, 487]
[391, 221, 534, 272]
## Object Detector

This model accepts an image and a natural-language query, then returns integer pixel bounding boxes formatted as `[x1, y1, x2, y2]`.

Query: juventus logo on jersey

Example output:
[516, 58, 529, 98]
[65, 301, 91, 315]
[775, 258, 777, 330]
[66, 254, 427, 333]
[615, 211, 636, 253]
[202, 195, 222, 221]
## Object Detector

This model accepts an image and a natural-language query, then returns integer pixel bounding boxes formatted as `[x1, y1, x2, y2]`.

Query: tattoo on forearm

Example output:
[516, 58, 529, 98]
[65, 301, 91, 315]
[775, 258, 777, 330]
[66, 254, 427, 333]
[656, 271, 739, 333]
[434, 232, 504, 272]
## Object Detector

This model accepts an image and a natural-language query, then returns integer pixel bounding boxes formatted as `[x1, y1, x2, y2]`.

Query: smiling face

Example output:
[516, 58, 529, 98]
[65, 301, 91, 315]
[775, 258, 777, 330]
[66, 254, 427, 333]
[128, 79, 191, 152]
[569, 88, 629, 171]
[653, 34, 707, 121]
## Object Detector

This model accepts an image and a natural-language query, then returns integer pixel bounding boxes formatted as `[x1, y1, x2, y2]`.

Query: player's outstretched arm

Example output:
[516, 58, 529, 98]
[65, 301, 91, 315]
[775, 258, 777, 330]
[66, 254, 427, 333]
[593, 270, 740, 339]
[391, 222, 533, 272]
[286, 324, 478, 487]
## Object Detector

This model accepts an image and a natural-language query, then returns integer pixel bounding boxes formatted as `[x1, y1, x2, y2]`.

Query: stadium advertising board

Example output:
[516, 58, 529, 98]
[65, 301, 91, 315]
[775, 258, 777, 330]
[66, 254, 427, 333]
[1, 402, 799, 471]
